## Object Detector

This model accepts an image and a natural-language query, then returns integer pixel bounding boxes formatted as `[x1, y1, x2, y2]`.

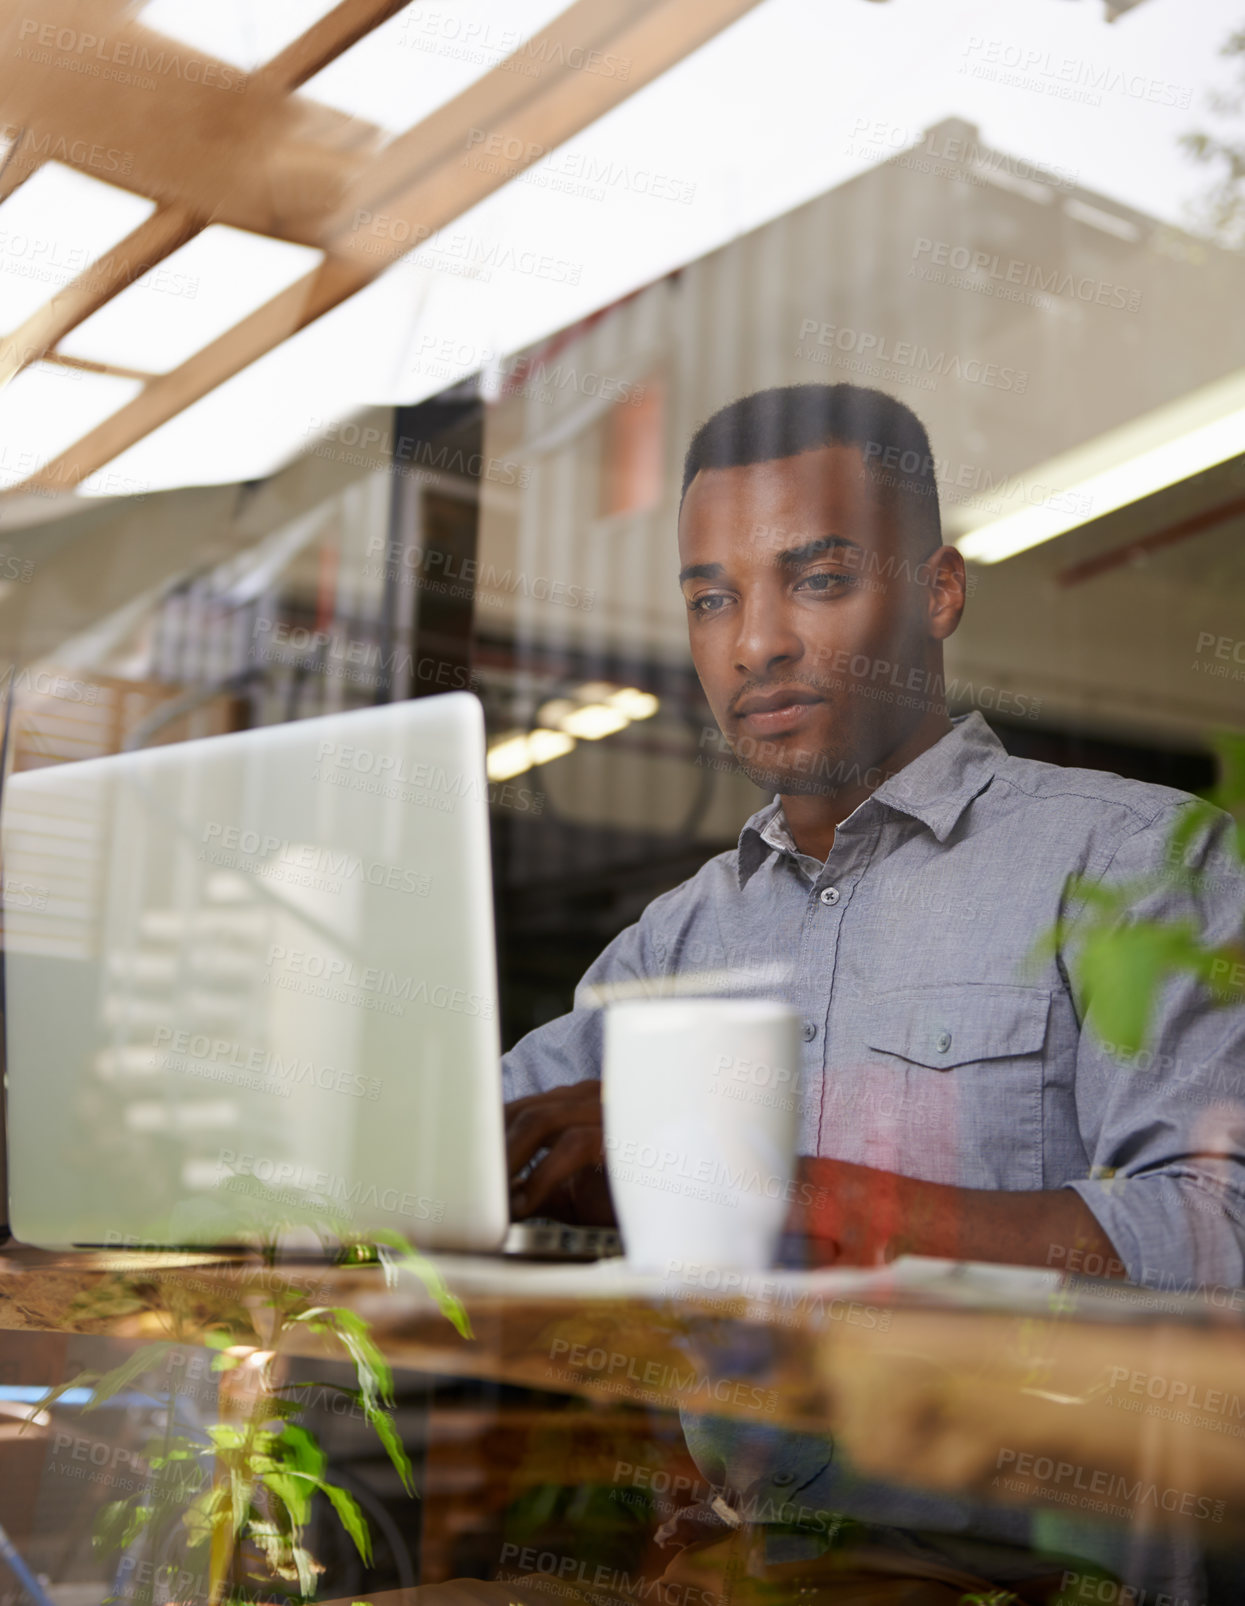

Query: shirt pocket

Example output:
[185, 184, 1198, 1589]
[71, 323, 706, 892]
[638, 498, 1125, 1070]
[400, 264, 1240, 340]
[861, 983, 1052, 1189]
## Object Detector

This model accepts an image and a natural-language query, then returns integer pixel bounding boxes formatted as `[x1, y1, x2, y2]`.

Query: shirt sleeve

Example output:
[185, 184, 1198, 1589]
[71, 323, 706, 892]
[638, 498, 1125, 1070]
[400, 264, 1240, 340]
[500, 905, 664, 1102]
[1062, 800, 1245, 1292]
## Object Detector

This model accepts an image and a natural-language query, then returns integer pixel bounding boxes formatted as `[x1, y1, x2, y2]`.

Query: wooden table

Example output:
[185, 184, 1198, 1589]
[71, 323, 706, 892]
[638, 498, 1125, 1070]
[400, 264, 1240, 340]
[1, 1246, 1242, 1544]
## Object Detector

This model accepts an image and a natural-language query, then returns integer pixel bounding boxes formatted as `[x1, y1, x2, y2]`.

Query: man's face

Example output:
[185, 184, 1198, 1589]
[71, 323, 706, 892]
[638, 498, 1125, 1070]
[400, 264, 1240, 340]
[677, 443, 956, 797]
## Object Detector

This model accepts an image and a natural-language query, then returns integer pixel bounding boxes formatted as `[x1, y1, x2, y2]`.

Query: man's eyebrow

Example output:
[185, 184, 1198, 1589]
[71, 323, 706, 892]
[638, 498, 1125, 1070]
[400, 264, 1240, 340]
[774, 534, 861, 568]
[678, 561, 725, 584]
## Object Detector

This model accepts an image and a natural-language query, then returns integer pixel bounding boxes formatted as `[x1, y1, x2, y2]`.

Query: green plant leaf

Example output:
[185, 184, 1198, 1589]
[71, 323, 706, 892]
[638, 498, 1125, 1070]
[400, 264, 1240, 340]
[370, 1229, 473, 1339]
[278, 1422, 326, 1482]
[293, 1305, 395, 1410]
[322, 1483, 373, 1565]
[183, 1484, 227, 1548]
[290, 1543, 317, 1598]
[363, 1401, 415, 1496]
[1080, 919, 1208, 1054]
[260, 1469, 317, 1530]
[85, 1342, 177, 1410]
[25, 1369, 102, 1431]
[92, 1498, 153, 1555]
[228, 1464, 250, 1538]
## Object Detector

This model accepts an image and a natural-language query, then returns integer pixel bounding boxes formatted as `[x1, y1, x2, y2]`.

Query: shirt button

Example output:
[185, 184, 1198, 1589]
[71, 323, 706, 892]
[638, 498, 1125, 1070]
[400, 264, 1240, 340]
[935, 1030, 952, 1054]
[819, 887, 840, 906]
[802, 1021, 817, 1042]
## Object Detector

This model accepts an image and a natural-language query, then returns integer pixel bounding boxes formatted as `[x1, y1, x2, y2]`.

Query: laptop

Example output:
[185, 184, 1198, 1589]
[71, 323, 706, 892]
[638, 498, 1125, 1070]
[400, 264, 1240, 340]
[2, 692, 519, 1254]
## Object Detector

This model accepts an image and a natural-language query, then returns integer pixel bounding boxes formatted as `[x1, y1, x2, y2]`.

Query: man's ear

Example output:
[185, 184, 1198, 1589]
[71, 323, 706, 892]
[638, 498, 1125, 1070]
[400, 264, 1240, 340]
[925, 545, 967, 641]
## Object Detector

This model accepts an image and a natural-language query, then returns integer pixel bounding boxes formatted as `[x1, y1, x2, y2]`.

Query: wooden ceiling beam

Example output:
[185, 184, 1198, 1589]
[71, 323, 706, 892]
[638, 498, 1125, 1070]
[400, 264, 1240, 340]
[17, 0, 764, 496]
[0, 5, 388, 242]
[0, 206, 202, 387]
[257, 0, 413, 93]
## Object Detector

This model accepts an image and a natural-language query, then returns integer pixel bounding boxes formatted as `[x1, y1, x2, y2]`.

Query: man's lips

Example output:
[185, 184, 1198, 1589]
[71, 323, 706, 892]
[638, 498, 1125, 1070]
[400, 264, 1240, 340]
[733, 689, 825, 736]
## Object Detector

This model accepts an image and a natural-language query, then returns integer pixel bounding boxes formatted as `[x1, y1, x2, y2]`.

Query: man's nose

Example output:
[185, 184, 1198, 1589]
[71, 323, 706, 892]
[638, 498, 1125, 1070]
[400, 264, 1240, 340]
[732, 594, 803, 677]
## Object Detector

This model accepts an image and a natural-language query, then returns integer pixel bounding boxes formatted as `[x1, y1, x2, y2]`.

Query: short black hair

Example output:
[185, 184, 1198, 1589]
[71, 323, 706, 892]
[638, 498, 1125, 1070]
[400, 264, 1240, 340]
[679, 383, 941, 549]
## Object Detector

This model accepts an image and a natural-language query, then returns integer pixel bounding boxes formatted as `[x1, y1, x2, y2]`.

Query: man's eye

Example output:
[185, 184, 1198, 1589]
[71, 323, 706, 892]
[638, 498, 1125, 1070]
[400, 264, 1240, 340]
[689, 593, 730, 615]
[798, 571, 853, 593]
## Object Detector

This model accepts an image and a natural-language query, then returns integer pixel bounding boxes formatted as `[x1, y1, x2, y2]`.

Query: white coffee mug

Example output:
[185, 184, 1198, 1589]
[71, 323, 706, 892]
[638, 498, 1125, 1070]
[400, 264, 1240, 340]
[602, 997, 802, 1272]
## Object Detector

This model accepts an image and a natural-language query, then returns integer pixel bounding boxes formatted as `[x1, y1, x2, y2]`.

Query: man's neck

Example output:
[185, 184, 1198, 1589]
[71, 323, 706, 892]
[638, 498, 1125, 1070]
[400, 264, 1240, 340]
[779, 709, 953, 862]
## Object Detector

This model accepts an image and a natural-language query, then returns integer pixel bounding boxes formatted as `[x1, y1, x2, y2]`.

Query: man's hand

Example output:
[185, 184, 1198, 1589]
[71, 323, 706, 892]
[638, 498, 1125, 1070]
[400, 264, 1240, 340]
[786, 1156, 1127, 1275]
[504, 1079, 616, 1226]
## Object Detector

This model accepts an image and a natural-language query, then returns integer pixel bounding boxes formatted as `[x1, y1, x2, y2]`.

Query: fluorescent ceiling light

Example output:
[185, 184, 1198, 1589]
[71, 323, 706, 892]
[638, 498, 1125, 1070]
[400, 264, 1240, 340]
[0, 364, 143, 489]
[540, 685, 659, 738]
[138, 0, 342, 72]
[955, 369, 1245, 564]
[486, 728, 575, 781]
[606, 688, 659, 720]
[0, 165, 155, 333]
[60, 227, 323, 375]
[301, 0, 572, 134]
[558, 704, 629, 740]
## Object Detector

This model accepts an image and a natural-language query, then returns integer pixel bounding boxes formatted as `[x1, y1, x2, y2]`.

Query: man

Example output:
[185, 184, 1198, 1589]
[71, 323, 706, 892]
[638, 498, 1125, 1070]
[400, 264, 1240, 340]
[503, 382, 1245, 1292]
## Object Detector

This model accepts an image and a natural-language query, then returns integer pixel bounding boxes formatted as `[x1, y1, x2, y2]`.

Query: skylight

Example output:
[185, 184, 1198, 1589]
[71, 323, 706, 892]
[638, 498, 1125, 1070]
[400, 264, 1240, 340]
[300, 0, 573, 134]
[0, 164, 155, 333]
[137, 0, 344, 73]
[59, 226, 324, 375]
[0, 364, 143, 491]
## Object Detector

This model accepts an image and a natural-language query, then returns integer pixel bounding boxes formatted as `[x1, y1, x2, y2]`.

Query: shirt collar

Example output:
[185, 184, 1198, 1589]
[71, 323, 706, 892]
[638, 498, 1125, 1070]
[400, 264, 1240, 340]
[736, 711, 1005, 888]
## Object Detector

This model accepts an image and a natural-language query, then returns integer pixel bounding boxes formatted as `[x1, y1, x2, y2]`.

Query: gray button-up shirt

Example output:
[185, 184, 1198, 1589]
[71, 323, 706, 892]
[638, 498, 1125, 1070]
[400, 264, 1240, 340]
[503, 712, 1245, 1290]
